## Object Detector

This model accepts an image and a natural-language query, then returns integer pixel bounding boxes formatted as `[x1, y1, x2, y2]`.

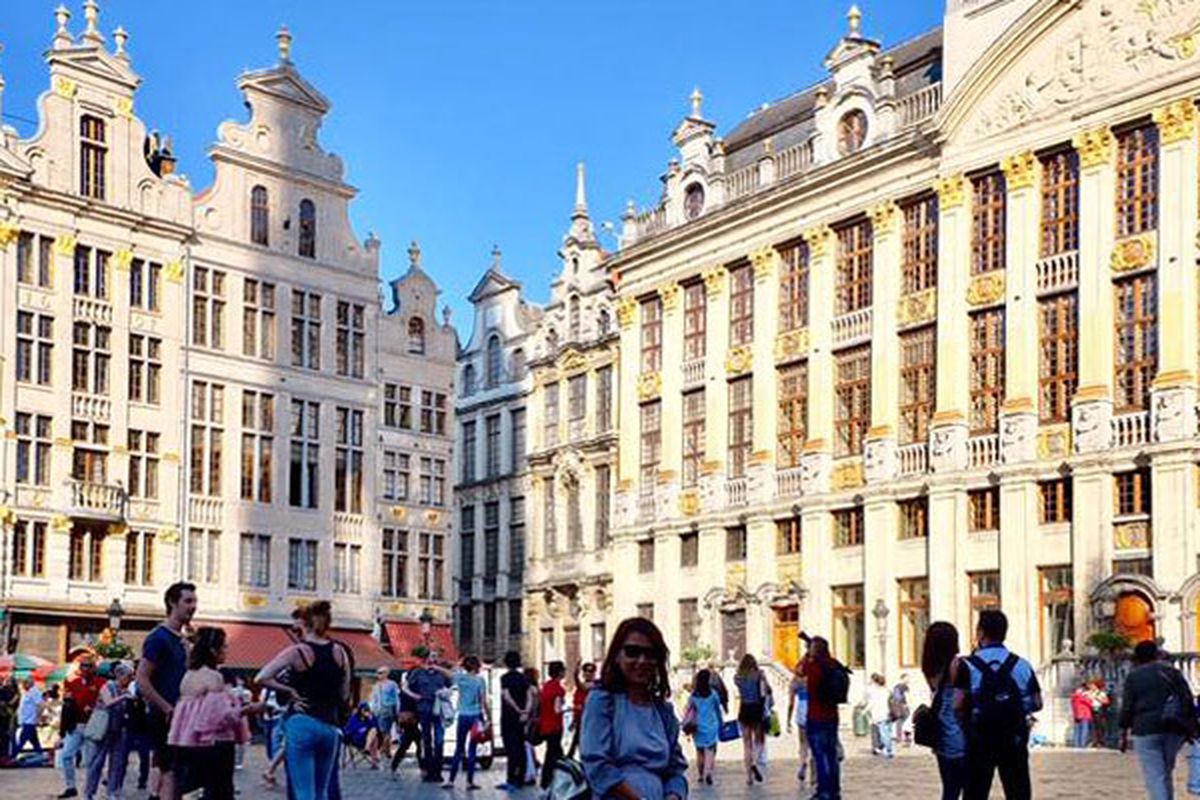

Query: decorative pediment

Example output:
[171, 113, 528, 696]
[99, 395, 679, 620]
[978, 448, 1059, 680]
[49, 47, 140, 91]
[944, 0, 1200, 143]
[238, 65, 331, 114]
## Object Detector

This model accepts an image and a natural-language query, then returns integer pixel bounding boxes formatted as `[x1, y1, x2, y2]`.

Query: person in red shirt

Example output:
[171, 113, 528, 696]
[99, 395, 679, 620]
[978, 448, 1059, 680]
[59, 657, 106, 798]
[802, 636, 842, 800]
[538, 661, 567, 789]
[567, 662, 596, 758]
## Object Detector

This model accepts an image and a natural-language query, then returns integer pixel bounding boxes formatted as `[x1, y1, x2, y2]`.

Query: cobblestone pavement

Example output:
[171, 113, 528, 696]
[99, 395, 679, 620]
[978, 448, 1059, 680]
[0, 744, 1186, 798]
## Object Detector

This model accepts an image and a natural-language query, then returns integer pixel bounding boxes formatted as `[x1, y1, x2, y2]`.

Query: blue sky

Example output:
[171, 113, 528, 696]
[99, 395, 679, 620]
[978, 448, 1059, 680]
[1, 1, 942, 326]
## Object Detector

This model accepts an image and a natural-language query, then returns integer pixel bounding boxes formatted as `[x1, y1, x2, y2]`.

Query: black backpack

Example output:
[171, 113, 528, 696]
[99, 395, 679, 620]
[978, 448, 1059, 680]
[966, 653, 1027, 749]
[818, 660, 851, 706]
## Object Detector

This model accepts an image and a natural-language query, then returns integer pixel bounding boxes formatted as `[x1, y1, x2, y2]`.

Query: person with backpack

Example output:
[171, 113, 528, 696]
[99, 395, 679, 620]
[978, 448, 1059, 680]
[1119, 640, 1197, 800]
[955, 609, 1041, 800]
[802, 634, 849, 800]
[579, 617, 688, 800]
[918, 621, 967, 800]
[733, 654, 768, 785]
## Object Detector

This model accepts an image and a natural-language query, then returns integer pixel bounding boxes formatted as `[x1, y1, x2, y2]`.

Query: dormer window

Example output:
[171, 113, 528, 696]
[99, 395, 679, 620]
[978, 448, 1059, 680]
[463, 364, 476, 395]
[486, 335, 503, 388]
[569, 296, 581, 340]
[251, 186, 270, 246]
[837, 110, 868, 156]
[598, 309, 611, 336]
[684, 183, 705, 220]
[408, 317, 425, 354]
[80, 116, 107, 200]
[298, 199, 316, 258]
[511, 348, 526, 381]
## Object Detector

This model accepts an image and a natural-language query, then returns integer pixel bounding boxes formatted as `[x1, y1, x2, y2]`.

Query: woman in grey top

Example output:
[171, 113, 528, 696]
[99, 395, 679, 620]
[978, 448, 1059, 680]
[581, 617, 688, 800]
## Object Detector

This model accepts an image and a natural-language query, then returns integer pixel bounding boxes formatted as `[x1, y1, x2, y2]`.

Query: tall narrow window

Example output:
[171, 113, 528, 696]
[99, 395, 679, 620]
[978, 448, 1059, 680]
[418, 457, 446, 506]
[291, 290, 322, 369]
[566, 478, 583, 550]
[130, 259, 162, 312]
[901, 194, 938, 294]
[836, 220, 872, 314]
[968, 487, 1000, 532]
[72, 322, 111, 395]
[595, 367, 613, 433]
[289, 400, 320, 508]
[640, 296, 663, 372]
[12, 520, 47, 578]
[192, 267, 226, 349]
[510, 497, 526, 579]
[419, 391, 447, 435]
[832, 584, 865, 668]
[288, 538, 318, 591]
[1040, 150, 1079, 256]
[124, 530, 155, 586]
[381, 529, 409, 597]
[682, 390, 706, 488]
[485, 415, 501, 478]
[969, 309, 1005, 433]
[543, 477, 557, 554]
[683, 281, 707, 360]
[971, 170, 1006, 274]
[835, 346, 871, 457]
[408, 317, 425, 354]
[900, 326, 936, 445]
[569, 296, 581, 340]
[1116, 124, 1159, 238]
[1114, 273, 1157, 411]
[460, 506, 476, 581]
[1039, 293, 1078, 422]
[333, 408, 364, 513]
[69, 527, 106, 582]
[898, 578, 930, 667]
[251, 185, 270, 245]
[334, 544, 362, 594]
[510, 408, 526, 472]
[778, 240, 810, 331]
[1115, 469, 1151, 517]
[71, 420, 109, 483]
[1038, 566, 1074, 660]
[243, 279, 276, 360]
[778, 362, 808, 469]
[16, 311, 53, 386]
[486, 335, 503, 387]
[335, 301, 366, 378]
[240, 391, 274, 503]
[594, 466, 610, 550]
[382, 450, 410, 501]
[80, 115, 106, 200]
[383, 383, 411, 429]
[298, 199, 316, 258]
[185, 528, 221, 584]
[728, 377, 752, 478]
[189, 381, 224, 496]
[72, 245, 108, 299]
[422, 533, 446, 601]
[898, 497, 929, 540]
[128, 334, 162, 407]
[725, 525, 747, 562]
[568, 374, 587, 423]
[544, 382, 560, 446]
[15, 413, 52, 487]
[17, 233, 53, 289]
[1039, 478, 1072, 524]
[777, 515, 802, 555]
[127, 429, 160, 500]
[969, 571, 1002, 630]
[640, 402, 662, 494]
[729, 264, 754, 346]
[16, 232, 33, 286]
[833, 506, 865, 547]
[484, 501, 500, 574]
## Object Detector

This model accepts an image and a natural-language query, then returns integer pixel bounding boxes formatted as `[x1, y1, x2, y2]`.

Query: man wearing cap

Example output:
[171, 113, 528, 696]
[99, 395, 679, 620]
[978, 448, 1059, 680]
[57, 657, 105, 799]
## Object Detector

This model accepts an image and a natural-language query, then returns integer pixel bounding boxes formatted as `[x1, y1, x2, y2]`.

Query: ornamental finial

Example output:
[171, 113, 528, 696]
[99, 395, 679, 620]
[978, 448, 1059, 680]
[491, 244, 502, 268]
[113, 26, 128, 58]
[82, 0, 102, 42]
[407, 240, 421, 270]
[847, 4, 862, 35]
[276, 25, 293, 63]
[53, 5, 72, 49]
[690, 86, 703, 119]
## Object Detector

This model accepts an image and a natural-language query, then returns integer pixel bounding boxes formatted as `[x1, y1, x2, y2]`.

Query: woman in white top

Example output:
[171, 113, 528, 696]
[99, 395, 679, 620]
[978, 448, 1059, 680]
[863, 673, 893, 759]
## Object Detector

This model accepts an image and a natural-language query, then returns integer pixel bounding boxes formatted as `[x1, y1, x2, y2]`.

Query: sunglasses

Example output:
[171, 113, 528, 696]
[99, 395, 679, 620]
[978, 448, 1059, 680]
[620, 644, 661, 661]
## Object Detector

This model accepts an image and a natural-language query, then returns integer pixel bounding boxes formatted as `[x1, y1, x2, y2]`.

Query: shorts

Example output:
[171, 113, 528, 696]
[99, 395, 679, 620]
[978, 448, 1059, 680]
[377, 712, 396, 734]
[149, 712, 177, 772]
[738, 701, 765, 726]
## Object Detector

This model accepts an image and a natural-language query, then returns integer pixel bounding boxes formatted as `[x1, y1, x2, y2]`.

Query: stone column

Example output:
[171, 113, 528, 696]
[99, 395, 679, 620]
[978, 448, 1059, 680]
[998, 472, 1039, 658]
[801, 226, 834, 494]
[658, 530, 684, 651]
[801, 504, 833, 640]
[927, 483, 966, 623]
[659, 283, 684, 516]
[1072, 460, 1114, 651]
[1152, 450, 1196, 651]
[616, 296, 641, 511]
[866, 201, 901, 484]
[999, 152, 1041, 464]
[701, 267, 730, 506]
[1071, 127, 1117, 454]
[745, 515, 775, 658]
[863, 495, 896, 675]
[750, 246, 781, 503]
[931, 175, 970, 472]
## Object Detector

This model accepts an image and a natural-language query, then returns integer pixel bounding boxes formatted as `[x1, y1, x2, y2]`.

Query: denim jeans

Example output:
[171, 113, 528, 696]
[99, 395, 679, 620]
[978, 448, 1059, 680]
[807, 720, 841, 800]
[874, 721, 894, 757]
[447, 713, 481, 783]
[59, 730, 97, 791]
[284, 714, 340, 800]
[14, 723, 41, 754]
[418, 711, 443, 779]
[85, 730, 131, 800]
[1072, 719, 1091, 748]
[1133, 732, 1186, 800]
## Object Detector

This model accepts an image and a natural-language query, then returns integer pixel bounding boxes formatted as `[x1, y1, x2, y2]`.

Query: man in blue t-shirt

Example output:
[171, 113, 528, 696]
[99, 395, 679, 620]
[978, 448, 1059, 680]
[136, 581, 196, 800]
[955, 609, 1042, 800]
[404, 653, 451, 782]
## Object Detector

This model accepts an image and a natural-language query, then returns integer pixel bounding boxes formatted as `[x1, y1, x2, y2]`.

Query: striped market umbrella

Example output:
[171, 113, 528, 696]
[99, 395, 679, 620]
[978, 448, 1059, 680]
[0, 653, 53, 673]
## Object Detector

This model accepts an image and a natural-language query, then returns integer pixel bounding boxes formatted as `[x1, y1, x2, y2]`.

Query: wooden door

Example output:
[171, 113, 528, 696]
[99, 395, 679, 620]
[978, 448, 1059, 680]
[1114, 592, 1155, 646]
[773, 606, 800, 669]
[564, 626, 581, 678]
[721, 609, 746, 662]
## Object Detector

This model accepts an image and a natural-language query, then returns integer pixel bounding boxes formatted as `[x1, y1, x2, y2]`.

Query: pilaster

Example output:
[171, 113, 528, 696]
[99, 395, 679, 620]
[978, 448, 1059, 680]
[702, 267, 730, 491]
[998, 473, 1038, 659]
[800, 505, 833, 641]
[802, 225, 834, 494]
[749, 247, 780, 503]
[1071, 461, 1114, 651]
[927, 482, 965, 623]
[863, 496, 896, 675]
[616, 296, 640, 494]
[933, 174, 970, 421]
[999, 152, 1041, 464]
[1151, 450, 1197, 625]
[866, 201, 901, 484]
[659, 283, 684, 515]
[745, 516, 775, 657]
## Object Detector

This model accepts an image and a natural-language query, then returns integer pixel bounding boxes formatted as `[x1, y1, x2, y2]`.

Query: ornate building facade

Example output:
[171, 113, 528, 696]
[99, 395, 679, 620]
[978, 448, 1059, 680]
[455, 249, 541, 661]
[606, 0, 1200, 715]
[0, 4, 456, 662]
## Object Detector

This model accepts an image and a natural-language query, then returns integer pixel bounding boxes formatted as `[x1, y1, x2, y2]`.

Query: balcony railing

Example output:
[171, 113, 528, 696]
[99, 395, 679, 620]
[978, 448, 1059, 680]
[68, 480, 126, 520]
[71, 392, 111, 423]
[897, 82, 943, 127]
[776, 140, 816, 181]
[1112, 411, 1150, 449]
[633, 206, 668, 238]
[832, 307, 872, 346]
[637, 492, 656, 522]
[188, 496, 223, 525]
[1036, 250, 1080, 295]
[72, 296, 112, 324]
[968, 434, 1000, 470]
[776, 466, 803, 499]
[897, 443, 928, 477]
[726, 164, 761, 201]
[726, 477, 748, 507]
[682, 358, 705, 389]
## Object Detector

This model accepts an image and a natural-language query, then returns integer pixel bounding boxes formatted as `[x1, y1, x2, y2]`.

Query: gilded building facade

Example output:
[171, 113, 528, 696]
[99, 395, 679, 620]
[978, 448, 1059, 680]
[605, 0, 1200, 721]
[0, 4, 457, 662]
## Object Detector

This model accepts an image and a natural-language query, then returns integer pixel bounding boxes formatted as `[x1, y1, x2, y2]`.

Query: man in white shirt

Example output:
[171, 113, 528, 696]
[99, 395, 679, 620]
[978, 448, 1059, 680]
[15, 679, 44, 755]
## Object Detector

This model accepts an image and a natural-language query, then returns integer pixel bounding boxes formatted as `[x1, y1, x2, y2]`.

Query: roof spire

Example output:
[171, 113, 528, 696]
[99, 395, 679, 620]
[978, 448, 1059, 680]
[847, 4, 862, 35]
[53, 5, 73, 49]
[491, 244, 502, 268]
[82, 0, 103, 43]
[574, 161, 588, 216]
[690, 86, 703, 119]
[276, 25, 293, 64]
[407, 240, 422, 270]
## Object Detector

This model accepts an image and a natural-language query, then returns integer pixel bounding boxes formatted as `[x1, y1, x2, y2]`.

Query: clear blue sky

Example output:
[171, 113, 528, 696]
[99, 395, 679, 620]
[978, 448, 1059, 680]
[1, 1, 943, 327]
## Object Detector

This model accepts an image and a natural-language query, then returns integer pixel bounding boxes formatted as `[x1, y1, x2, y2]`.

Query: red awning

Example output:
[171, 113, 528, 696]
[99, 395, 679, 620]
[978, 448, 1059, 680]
[330, 628, 397, 674]
[210, 621, 297, 670]
[384, 621, 457, 668]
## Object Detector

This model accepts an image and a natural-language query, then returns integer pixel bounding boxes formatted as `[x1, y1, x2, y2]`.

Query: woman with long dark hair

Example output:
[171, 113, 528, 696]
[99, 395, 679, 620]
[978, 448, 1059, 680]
[580, 617, 688, 800]
[734, 654, 768, 785]
[685, 669, 723, 786]
[921, 621, 967, 800]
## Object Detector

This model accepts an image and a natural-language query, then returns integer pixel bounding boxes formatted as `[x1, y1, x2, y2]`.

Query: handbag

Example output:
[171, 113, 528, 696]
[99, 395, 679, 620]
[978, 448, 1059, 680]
[681, 701, 698, 736]
[83, 706, 110, 742]
[913, 667, 947, 750]
[767, 709, 781, 737]
[718, 719, 741, 742]
[469, 719, 493, 744]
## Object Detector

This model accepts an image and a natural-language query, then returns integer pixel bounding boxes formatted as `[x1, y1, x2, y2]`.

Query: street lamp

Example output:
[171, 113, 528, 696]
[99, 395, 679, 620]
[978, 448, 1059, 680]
[106, 597, 125, 634]
[872, 598, 890, 674]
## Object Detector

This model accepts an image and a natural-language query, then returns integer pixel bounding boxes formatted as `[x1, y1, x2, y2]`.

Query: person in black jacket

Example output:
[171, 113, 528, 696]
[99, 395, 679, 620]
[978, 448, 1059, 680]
[1119, 640, 1196, 800]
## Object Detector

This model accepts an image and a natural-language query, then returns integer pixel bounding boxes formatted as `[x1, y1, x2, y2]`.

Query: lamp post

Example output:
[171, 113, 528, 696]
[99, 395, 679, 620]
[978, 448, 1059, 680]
[106, 597, 125, 635]
[872, 598, 890, 674]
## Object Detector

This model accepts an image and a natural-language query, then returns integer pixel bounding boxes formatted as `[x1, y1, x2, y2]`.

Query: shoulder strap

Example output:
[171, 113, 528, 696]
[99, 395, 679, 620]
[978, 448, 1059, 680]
[967, 654, 989, 675]
[997, 653, 1020, 680]
[295, 643, 313, 670]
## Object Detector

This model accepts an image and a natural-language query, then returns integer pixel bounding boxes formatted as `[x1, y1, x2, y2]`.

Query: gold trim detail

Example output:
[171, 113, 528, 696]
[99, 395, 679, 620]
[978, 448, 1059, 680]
[897, 288, 937, 326]
[1110, 235, 1156, 272]
[866, 425, 893, 439]
[774, 328, 810, 363]
[831, 459, 864, 490]
[932, 410, 964, 424]
[54, 233, 77, 257]
[1153, 99, 1197, 145]
[637, 371, 662, 400]
[679, 490, 700, 517]
[869, 200, 900, 235]
[726, 563, 747, 591]
[749, 449, 772, 465]
[113, 249, 134, 271]
[558, 348, 588, 375]
[802, 438, 828, 454]
[1036, 425, 1071, 460]
[966, 270, 1006, 306]
[802, 225, 833, 259]
[51, 514, 72, 533]
[164, 260, 185, 284]
[935, 174, 966, 210]
[107, 522, 129, 537]
[0, 507, 15, 526]
[700, 459, 722, 476]
[161, 451, 180, 463]
[242, 594, 269, 608]
[616, 296, 637, 328]
[0, 222, 18, 251]
[659, 283, 681, 311]
[750, 245, 780, 281]
[425, 511, 441, 525]
[703, 267, 726, 296]
[1114, 520, 1151, 550]
[1001, 397, 1034, 414]
[725, 345, 753, 376]
[1000, 151, 1037, 191]
[1073, 126, 1115, 169]
[391, 506, 407, 521]
[1073, 384, 1109, 402]
[113, 95, 133, 118]
[160, 526, 180, 543]
[1153, 370, 1194, 389]
[54, 76, 77, 99]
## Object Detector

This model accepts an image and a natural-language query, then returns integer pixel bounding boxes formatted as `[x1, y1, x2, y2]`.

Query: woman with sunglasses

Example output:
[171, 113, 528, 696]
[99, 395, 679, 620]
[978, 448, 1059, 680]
[580, 617, 688, 800]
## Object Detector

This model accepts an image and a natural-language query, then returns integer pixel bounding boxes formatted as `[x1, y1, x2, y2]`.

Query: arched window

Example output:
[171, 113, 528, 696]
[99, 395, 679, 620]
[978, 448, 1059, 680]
[511, 348, 526, 381]
[408, 317, 425, 354]
[250, 185, 269, 246]
[486, 335, 503, 388]
[598, 309, 611, 336]
[462, 364, 476, 395]
[569, 296, 581, 340]
[298, 199, 316, 258]
[80, 115, 106, 200]
[546, 327, 558, 354]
